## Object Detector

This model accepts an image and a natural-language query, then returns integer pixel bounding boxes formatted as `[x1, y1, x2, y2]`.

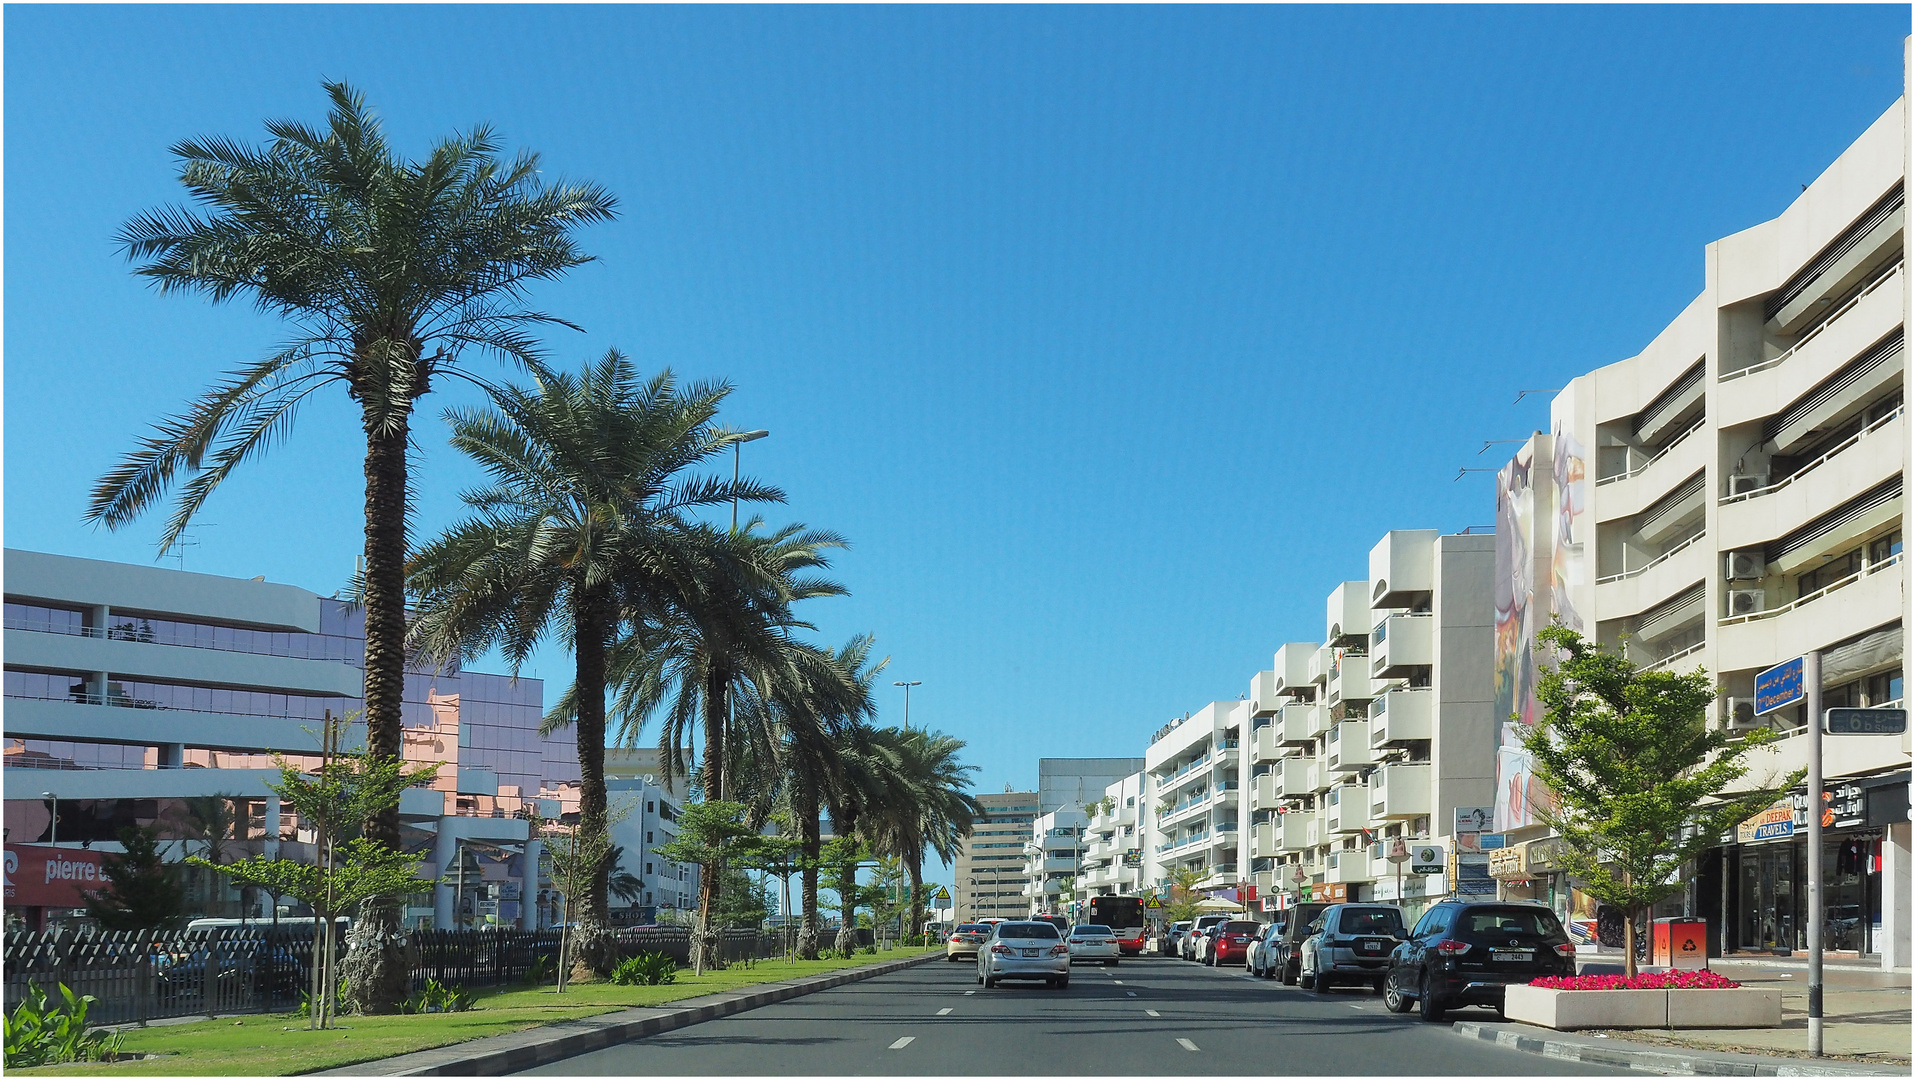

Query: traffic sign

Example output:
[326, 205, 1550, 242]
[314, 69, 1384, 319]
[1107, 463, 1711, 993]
[1754, 657, 1805, 715]
[1409, 844, 1445, 875]
[1826, 708, 1906, 735]
[1144, 896, 1161, 909]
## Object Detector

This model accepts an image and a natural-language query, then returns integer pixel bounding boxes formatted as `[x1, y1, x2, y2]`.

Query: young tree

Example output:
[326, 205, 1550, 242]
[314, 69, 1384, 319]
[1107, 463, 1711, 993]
[91, 82, 615, 1012]
[820, 835, 876, 954]
[1159, 866, 1206, 925]
[653, 800, 780, 973]
[84, 827, 185, 932]
[1523, 625, 1804, 975]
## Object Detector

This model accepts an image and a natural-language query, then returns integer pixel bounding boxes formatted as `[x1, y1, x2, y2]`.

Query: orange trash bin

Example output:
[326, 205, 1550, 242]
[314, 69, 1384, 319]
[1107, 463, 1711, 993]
[1651, 918, 1708, 969]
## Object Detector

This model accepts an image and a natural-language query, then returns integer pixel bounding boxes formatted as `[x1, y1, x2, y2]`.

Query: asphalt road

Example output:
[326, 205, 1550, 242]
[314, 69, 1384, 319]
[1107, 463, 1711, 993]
[522, 953, 1629, 1075]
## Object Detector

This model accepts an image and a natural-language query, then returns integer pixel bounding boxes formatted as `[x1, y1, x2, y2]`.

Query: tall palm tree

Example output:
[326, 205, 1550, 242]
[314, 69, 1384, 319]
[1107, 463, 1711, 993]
[88, 82, 615, 1012]
[407, 352, 769, 976]
[862, 728, 984, 945]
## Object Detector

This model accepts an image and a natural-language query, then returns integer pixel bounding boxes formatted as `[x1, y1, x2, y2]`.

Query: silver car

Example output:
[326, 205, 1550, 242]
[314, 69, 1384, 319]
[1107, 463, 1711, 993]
[977, 920, 1071, 989]
[1067, 924, 1121, 966]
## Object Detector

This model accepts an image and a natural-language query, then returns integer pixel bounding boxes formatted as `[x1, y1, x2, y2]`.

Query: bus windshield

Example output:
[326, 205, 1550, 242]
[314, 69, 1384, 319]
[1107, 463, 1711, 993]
[1089, 896, 1145, 931]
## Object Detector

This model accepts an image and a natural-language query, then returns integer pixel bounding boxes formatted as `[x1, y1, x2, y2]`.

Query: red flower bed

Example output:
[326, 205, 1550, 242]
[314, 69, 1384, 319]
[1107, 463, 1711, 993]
[1529, 970, 1741, 991]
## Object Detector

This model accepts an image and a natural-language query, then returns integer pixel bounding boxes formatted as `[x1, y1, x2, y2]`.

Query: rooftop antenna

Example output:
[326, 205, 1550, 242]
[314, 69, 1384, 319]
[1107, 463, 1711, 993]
[1512, 389, 1563, 404]
[1454, 468, 1499, 482]
[162, 524, 216, 571]
[1477, 439, 1527, 455]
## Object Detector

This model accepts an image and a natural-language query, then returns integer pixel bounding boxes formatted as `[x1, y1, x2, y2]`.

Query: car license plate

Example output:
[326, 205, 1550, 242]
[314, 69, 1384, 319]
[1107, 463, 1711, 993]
[1360, 941, 1382, 953]
[1491, 949, 1531, 962]
[1020, 948, 1038, 958]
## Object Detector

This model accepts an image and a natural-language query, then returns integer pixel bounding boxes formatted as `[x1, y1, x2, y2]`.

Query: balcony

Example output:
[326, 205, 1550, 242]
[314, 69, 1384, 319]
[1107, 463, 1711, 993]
[1251, 821, 1276, 858]
[1307, 644, 1333, 686]
[1272, 642, 1317, 694]
[1719, 260, 1903, 423]
[1327, 651, 1376, 706]
[1254, 771, 1279, 805]
[1278, 756, 1315, 800]
[1593, 415, 1709, 522]
[1369, 613, 1433, 679]
[1159, 789, 1213, 827]
[1325, 580, 1371, 643]
[1326, 783, 1368, 834]
[1718, 407, 1905, 551]
[1718, 554, 1904, 674]
[1249, 669, 1282, 717]
[1368, 763, 1432, 820]
[1324, 849, 1376, 886]
[1368, 687, 1433, 748]
[1279, 812, 1313, 851]
[1594, 529, 1708, 621]
[1309, 758, 1332, 794]
[1250, 722, 1279, 763]
[1636, 472, 1707, 546]
[1325, 721, 1374, 774]
[1278, 702, 1318, 744]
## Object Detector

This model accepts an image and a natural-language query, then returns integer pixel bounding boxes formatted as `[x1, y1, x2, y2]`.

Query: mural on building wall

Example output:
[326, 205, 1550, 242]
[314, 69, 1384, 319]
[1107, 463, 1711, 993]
[1550, 389, 1587, 635]
[1493, 442, 1541, 727]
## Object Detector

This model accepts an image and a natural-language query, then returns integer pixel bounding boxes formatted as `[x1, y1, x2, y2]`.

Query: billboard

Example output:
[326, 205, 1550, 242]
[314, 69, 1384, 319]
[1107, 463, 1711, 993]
[4, 845, 108, 908]
[1550, 388, 1588, 635]
[1493, 440, 1545, 728]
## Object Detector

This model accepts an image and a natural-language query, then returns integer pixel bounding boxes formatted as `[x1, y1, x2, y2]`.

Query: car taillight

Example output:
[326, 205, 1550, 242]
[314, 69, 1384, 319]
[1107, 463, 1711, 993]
[1050, 944, 1070, 956]
[1553, 942, 1576, 957]
[1435, 940, 1472, 955]
[991, 943, 1013, 955]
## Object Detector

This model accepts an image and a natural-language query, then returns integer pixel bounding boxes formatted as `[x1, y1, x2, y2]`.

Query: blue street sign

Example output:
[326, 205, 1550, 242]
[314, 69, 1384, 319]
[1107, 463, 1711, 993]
[1754, 657, 1805, 716]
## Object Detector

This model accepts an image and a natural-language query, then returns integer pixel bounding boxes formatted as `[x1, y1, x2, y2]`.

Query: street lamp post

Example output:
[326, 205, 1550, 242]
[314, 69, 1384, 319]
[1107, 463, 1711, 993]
[730, 430, 770, 533]
[892, 681, 921, 729]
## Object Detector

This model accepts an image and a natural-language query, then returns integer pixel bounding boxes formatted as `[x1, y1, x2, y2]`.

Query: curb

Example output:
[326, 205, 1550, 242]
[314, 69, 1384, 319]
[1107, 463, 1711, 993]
[322, 950, 942, 1076]
[1452, 1020, 1911, 1077]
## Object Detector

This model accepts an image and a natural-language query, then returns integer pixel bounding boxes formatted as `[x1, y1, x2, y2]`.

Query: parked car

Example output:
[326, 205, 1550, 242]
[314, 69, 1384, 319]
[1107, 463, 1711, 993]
[945, 923, 992, 962]
[977, 920, 1071, 989]
[1247, 921, 1286, 977]
[1034, 914, 1071, 933]
[1299, 904, 1406, 994]
[1066, 924, 1121, 966]
[1206, 920, 1261, 967]
[1270, 902, 1330, 983]
[1384, 900, 1576, 1020]
[1182, 914, 1230, 960]
[1162, 920, 1192, 957]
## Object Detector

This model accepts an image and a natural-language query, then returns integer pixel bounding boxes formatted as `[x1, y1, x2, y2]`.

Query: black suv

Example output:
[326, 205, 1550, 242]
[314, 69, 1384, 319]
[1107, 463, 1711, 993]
[1384, 900, 1576, 1020]
[1269, 902, 1330, 984]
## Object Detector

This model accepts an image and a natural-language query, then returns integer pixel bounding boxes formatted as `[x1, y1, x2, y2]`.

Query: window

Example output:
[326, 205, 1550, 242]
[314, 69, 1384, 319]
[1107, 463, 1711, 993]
[646, 832, 654, 844]
[1338, 908, 1404, 935]
[645, 863, 653, 875]
[1870, 531, 1903, 564]
[1413, 906, 1453, 938]
[646, 801, 655, 812]
[1798, 548, 1863, 599]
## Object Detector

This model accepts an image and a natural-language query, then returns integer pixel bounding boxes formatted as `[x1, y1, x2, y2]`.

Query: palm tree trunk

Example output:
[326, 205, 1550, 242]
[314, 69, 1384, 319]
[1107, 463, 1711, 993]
[343, 403, 414, 1015]
[833, 856, 858, 955]
[692, 665, 728, 972]
[570, 592, 615, 980]
[906, 853, 925, 946]
[797, 797, 822, 960]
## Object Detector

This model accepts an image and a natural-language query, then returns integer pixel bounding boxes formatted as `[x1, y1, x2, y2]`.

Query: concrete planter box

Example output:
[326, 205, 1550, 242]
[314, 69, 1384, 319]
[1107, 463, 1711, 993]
[1505, 984, 1784, 1031]
[1506, 984, 1666, 1029]
[1665, 987, 1782, 1028]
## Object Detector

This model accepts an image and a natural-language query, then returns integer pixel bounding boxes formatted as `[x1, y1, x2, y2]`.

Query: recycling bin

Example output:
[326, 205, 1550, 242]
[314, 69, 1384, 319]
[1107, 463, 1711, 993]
[1651, 917, 1708, 969]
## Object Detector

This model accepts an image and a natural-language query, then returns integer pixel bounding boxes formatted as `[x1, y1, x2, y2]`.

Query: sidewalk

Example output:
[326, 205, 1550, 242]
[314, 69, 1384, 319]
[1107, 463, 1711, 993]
[1594, 961, 1910, 1066]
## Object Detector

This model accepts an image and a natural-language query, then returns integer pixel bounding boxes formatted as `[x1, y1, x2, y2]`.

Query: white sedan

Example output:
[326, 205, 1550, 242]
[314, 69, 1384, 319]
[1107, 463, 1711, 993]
[1067, 924, 1121, 966]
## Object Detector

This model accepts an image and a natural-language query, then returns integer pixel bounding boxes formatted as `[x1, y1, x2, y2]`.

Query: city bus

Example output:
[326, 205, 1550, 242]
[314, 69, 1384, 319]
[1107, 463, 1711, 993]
[1088, 896, 1147, 955]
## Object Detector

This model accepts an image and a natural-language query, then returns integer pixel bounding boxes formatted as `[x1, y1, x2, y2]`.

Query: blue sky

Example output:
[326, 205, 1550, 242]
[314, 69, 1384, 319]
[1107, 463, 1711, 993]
[5, 5, 1908, 805]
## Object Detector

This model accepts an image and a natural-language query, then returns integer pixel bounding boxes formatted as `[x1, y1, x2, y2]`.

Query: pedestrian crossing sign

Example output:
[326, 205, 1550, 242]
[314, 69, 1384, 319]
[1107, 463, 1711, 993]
[933, 886, 950, 900]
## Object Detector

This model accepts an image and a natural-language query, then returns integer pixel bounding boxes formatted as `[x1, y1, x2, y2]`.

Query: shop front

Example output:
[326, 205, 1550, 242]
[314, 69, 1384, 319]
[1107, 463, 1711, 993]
[1722, 772, 1906, 957]
[3, 843, 108, 931]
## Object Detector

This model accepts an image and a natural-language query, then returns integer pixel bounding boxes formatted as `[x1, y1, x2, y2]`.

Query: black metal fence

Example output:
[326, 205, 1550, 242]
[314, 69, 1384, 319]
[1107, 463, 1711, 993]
[4, 924, 785, 1025]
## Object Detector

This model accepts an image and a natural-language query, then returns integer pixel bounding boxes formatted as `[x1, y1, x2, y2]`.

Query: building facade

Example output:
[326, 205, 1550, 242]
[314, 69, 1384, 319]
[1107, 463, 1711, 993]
[0, 549, 605, 932]
[953, 790, 1041, 922]
[1491, 96, 1910, 969]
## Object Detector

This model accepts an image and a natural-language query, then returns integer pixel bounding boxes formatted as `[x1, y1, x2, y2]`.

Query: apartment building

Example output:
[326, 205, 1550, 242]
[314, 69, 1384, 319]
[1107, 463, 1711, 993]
[1144, 701, 1246, 894]
[1078, 771, 1149, 899]
[1492, 96, 1910, 970]
[2, 548, 589, 932]
[1022, 807, 1088, 914]
[1235, 532, 1495, 925]
[953, 790, 1041, 922]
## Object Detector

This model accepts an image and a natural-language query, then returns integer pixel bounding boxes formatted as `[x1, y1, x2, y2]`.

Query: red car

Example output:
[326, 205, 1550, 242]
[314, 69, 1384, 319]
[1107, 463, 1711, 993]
[1207, 919, 1263, 966]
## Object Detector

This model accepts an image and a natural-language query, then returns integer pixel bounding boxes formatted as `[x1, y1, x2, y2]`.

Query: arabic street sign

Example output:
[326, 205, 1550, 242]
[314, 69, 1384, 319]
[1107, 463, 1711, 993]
[1754, 658, 1805, 715]
[1825, 708, 1907, 735]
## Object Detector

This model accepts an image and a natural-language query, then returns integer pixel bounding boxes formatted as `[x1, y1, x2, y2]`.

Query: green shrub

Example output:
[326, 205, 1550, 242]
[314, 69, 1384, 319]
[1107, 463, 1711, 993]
[610, 951, 678, 986]
[399, 978, 476, 1014]
[3, 984, 124, 1067]
[858, 945, 877, 956]
[520, 955, 556, 986]
[296, 976, 353, 1019]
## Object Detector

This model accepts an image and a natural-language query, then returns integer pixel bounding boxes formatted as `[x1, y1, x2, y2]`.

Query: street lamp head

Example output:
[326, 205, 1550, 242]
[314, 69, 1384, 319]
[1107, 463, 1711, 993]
[41, 792, 56, 800]
[736, 429, 771, 443]
[893, 680, 921, 687]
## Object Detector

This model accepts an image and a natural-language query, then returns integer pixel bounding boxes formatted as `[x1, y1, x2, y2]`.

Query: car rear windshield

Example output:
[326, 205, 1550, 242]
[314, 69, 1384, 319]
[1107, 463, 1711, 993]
[1073, 925, 1113, 935]
[1224, 921, 1260, 934]
[997, 923, 1062, 940]
[956, 925, 987, 933]
[1455, 907, 1566, 940]
[1338, 908, 1405, 935]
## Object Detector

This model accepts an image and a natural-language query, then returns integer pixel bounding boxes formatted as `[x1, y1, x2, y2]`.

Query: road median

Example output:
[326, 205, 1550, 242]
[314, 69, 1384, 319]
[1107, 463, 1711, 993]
[1451, 1019, 1911, 1077]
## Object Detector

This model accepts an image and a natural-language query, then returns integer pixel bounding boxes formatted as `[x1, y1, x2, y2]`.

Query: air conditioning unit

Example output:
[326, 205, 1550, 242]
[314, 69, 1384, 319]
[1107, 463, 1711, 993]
[1728, 588, 1766, 616]
[1725, 550, 1765, 580]
[1727, 472, 1771, 497]
[1724, 697, 1761, 729]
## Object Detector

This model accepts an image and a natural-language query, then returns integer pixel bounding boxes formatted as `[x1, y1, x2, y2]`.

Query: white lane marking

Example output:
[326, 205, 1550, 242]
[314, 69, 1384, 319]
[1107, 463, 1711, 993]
[936, 1008, 953, 1016]
[963, 990, 975, 996]
[889, 1037, 916, 1050]
[1177, 1038, 1201, 1052]
[1112, 980, 1123, 985]
[1125, 991, 1137, 997]
[1145, 1008, 1161, 1017]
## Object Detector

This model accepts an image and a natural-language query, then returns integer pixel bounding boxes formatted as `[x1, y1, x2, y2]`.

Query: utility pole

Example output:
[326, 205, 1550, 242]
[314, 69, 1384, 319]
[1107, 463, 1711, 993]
[1806, 650, 1824, 1057]
[730, 430, 770, 533]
